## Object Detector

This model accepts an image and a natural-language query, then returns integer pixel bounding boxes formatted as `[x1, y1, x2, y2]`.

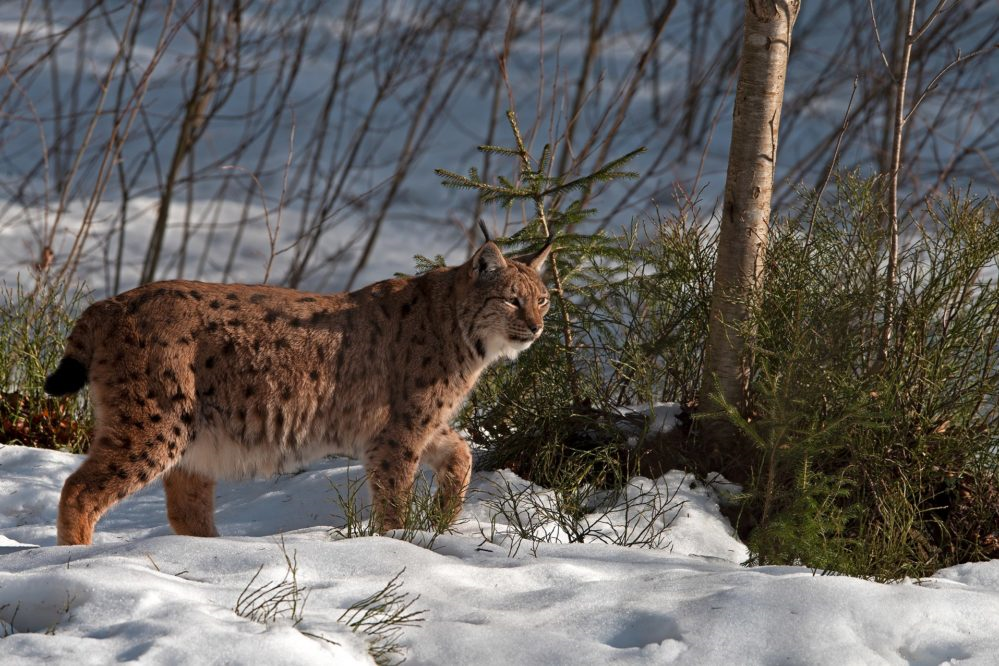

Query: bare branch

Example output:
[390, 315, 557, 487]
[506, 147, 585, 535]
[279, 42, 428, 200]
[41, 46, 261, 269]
[904, 44, 999, 123]
[911, 0, 951, 43]
[868, 0, 897, 82]
[807, 76, 859, 239]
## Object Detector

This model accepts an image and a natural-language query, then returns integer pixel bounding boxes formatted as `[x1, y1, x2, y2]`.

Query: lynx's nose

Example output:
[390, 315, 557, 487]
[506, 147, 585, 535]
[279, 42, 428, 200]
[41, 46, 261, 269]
[529, 323, 541, 335]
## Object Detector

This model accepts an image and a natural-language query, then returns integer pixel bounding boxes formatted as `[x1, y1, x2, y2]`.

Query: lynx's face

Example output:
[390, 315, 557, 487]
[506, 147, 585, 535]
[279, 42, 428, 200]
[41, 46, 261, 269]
[463, 241, 551, 362]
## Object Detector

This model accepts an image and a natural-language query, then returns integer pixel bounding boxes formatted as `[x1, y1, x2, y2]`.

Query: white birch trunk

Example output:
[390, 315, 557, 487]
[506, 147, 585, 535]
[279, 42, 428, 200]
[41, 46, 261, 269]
[699, 0, 800, 474]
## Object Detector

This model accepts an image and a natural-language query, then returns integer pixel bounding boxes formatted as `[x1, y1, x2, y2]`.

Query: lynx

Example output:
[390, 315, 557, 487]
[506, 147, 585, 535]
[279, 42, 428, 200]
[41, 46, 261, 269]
[45, 238, 551, 545]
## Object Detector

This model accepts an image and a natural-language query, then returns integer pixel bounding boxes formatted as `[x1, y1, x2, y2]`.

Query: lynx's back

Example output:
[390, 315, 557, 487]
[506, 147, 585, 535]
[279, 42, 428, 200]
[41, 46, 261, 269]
[47, 239, 551, 544]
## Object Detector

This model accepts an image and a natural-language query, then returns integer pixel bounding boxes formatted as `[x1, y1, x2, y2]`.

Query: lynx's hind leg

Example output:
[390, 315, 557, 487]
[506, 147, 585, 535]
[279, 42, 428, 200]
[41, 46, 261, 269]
[58, 424, 180, 545]
[57, 453, 134, 546]
[421, 427, 472, 527]
[163, 467, 218, 537]
[58, 384, 195, 544]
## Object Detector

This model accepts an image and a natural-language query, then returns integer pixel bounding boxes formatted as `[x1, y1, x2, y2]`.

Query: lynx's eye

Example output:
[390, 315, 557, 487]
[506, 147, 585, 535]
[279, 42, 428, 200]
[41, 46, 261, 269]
[538, 296, 549, 307]
[505, 297, 521, 309]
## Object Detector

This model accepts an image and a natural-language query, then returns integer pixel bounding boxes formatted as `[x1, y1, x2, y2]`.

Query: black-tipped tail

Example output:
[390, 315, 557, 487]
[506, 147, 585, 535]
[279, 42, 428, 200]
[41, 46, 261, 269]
[44, 357, 88, 396]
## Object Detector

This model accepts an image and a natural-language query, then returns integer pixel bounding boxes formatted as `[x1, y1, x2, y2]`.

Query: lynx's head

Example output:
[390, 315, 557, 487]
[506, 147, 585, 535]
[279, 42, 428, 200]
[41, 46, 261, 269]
[459, 239, 551, 364]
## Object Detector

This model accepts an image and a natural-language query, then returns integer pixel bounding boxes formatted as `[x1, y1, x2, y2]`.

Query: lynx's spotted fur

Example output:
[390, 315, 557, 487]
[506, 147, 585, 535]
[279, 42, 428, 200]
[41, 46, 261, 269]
[46, 240, 551, 545]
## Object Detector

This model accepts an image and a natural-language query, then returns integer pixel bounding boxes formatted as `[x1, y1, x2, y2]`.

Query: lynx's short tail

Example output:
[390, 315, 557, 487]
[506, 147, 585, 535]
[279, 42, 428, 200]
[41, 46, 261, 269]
[44, 357, 88, 396]
[43, 300, 117, 396]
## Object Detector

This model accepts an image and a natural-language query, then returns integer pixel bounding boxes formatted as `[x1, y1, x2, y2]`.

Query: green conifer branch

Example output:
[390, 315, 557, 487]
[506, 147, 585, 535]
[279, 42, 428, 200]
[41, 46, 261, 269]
[541, 147, 645, 198]
[478, 144, 522, 157]
[436, 109, 646, 406]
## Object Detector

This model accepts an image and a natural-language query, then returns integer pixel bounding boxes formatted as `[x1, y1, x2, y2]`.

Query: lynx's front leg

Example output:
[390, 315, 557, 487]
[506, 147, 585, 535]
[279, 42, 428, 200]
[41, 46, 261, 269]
[363, 427, 426, 532]
[421, 427, 472, 527]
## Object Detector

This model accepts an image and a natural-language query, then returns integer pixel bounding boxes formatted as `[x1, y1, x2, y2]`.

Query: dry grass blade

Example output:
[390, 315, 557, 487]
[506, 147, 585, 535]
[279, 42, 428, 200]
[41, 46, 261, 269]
[337, 569, 425, 666]
[234, 539, 307, 626]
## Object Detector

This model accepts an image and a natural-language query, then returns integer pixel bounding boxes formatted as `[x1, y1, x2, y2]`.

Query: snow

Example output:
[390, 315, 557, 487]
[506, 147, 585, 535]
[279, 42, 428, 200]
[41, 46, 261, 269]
[614, 402, 687, 449]
[3, 444, 999, 664]
[3, 3, 998, 662]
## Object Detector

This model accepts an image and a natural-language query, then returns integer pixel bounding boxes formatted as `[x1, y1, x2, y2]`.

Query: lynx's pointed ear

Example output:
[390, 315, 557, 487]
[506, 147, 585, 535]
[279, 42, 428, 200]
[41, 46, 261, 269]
[514, 238, 553, 274]
[470, 241, 507, 281]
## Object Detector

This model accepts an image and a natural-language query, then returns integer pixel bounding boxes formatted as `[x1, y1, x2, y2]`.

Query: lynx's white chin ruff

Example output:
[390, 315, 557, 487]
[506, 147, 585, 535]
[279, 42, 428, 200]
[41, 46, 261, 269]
[481, 332, 537, 363]
[505, 335, 541, 360]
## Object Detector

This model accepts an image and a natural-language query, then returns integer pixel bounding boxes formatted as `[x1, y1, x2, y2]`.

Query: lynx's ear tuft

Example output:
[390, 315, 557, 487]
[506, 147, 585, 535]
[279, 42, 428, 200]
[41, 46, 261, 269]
[470, 242, 507, 281]
[477, 219, 491, 242]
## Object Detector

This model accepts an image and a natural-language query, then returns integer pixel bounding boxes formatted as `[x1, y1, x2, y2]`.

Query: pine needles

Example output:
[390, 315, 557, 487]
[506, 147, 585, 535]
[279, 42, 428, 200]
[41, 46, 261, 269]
[460, 210, 715, 489]
[435, 110, 643, 219]
[440, 113, 999, 579]
[719, 176, 999, 579]
[439, 110, 709, 489]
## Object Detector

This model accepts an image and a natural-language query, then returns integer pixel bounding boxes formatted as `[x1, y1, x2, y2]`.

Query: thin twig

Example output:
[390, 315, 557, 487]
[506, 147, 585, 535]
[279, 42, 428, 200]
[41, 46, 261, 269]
[868, 0, 897, 81]
[878, 0, 918, 368]
[911, 0, 951, 43]
[262, 118, 296, 284]
[904, 45, 999, 124]
[806, 76, 859, 242]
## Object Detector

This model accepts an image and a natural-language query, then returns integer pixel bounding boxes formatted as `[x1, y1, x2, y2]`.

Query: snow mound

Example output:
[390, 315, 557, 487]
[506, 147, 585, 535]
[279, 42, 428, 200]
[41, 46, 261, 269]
[3, 445, 999, 664]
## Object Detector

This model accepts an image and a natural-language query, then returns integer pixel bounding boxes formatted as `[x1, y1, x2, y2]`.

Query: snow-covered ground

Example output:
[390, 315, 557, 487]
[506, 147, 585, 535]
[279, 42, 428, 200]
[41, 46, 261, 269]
[3, 444, 999, 664]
